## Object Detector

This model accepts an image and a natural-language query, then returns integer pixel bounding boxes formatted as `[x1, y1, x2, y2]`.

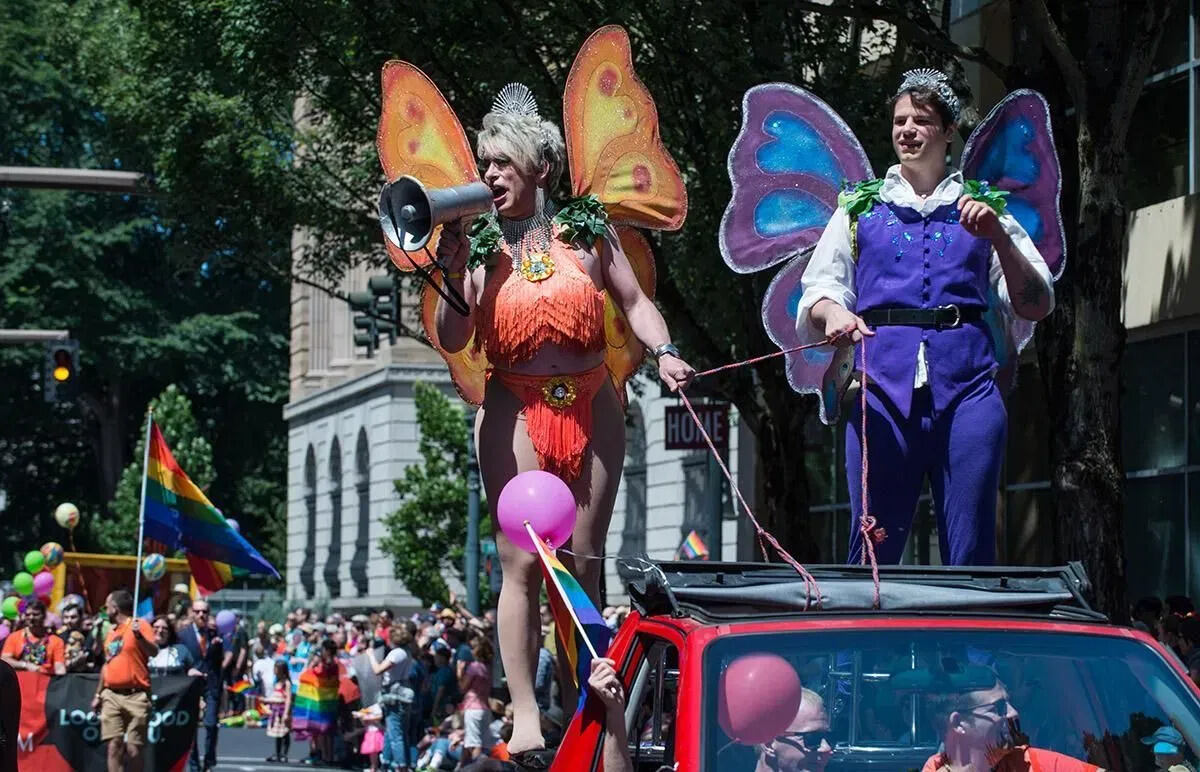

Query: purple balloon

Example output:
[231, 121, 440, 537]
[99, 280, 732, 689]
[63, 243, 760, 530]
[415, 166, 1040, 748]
[0, 623, 9, 639]
[226, 517, 239, 533]
[32, 570, 55, 597]
[496, 470, 577, 553]
[215, 609, 237, 636]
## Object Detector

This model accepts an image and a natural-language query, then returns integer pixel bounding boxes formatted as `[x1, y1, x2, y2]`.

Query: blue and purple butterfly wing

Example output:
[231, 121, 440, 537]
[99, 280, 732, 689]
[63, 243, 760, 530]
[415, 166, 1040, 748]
[961, 89, 1066, 279]
[721, 83, 874, 274]
[762, 256, 853, 423]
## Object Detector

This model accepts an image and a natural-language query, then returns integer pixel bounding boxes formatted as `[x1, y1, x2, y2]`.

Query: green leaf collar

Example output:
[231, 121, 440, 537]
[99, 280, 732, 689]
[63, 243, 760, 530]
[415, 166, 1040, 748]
[962, 179, 1009, 214]
[838, 178, 886, 217]
[466, 213, 501, 271]
[552, 194, 609, 246]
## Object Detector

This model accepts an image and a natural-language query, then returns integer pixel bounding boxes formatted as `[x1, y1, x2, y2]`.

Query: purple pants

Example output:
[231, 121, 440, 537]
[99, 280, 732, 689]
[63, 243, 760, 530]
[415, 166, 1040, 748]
[845, 380, 1006, 565]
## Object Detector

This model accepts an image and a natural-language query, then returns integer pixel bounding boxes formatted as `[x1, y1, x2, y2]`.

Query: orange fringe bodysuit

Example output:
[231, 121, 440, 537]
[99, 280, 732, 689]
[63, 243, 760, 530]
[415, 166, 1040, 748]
[475, 233, 608, 482]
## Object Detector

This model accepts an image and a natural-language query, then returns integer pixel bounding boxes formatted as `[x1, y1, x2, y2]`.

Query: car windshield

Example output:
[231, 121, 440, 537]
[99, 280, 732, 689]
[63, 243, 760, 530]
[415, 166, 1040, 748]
[703, 629, 1200, 772]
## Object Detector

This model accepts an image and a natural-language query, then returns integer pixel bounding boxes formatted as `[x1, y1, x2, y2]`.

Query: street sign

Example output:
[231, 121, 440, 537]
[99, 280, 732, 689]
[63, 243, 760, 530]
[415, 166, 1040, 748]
[664, 403, 729, 451]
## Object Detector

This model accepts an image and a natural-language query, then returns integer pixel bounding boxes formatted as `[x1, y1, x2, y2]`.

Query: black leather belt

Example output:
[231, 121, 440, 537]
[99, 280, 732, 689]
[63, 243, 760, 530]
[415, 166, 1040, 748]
[861, 305, 983, 329]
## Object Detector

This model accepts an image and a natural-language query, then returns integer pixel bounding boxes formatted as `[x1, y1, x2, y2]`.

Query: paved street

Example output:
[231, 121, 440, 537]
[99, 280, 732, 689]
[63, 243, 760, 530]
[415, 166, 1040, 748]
[208, 726, 344, 772]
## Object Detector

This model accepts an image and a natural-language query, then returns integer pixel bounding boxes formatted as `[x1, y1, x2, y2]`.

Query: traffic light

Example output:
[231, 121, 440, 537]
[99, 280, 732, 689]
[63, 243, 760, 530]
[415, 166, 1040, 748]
[349, 274, 398, 358]
[43, 339, 79, 403]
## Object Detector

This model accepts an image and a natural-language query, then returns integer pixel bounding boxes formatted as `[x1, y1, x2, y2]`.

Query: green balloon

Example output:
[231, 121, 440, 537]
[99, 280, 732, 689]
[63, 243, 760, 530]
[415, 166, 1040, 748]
[1, 597, 18, 620]
[24, 550, 44, 574]
[12, 572, 33, 597]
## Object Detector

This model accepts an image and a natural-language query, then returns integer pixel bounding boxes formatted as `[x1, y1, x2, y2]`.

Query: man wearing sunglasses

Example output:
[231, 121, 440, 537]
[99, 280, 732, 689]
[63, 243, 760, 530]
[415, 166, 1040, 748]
[756, 688, 833, 772]
[177, 601, 224, 772]
[920, 673, 1101, 772]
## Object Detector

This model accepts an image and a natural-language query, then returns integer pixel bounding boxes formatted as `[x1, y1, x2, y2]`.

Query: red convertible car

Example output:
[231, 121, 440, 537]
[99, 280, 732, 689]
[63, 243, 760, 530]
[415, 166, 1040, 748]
[550, 562, 1200, 771]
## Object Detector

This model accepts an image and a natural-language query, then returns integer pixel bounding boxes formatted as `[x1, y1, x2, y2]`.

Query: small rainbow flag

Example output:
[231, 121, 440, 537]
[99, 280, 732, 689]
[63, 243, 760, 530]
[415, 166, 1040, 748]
[676, 529, 709, 560]
[141, 420, 277, 588]
[293, 664, 339, 736]
[227, 679, 255, 695]
[530, 526, 611, 715]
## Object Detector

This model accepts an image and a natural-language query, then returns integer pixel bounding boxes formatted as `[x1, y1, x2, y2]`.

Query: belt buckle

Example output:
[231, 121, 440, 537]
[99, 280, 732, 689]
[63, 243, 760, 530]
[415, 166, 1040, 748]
[936, 304, 961, 329]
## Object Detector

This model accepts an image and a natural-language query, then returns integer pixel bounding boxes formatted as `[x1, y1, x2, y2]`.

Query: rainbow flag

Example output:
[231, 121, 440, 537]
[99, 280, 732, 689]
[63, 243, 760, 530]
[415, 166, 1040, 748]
[293, 664, 339, 736]
[142, 421, 277, 583]
[186, 554, 234, 594]
[676, 529, 709, 560]
[227, 678, 255, 695]
[531, 532, 611, 715]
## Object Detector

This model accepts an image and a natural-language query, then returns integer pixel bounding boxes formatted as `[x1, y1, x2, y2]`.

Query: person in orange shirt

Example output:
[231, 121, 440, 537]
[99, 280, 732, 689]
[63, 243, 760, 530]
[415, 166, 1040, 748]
[0, 600, 65, 675]
[91, 590, 157, 772]
[917, 669, 1104, 772]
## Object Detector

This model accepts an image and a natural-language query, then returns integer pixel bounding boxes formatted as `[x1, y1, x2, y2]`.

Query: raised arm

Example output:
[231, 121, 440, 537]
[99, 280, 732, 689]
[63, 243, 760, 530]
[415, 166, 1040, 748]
[598, 227, 695, 392]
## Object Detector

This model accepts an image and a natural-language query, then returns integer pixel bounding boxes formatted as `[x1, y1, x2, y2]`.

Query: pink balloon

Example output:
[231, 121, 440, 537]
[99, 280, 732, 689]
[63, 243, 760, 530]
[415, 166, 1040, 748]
[0, 623, 9, 639]
[717, 653, 804, 745]
[32, 571, 55, 597]
[496, 470, 577, 552]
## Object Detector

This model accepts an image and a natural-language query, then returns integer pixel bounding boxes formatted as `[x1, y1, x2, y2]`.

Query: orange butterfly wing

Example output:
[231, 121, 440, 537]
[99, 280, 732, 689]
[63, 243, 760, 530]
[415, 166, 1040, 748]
[563, 26, 688, 232]
[420, 279, 489, 406]
[376, 61, 478, 271]
[603, 227, 657, 399]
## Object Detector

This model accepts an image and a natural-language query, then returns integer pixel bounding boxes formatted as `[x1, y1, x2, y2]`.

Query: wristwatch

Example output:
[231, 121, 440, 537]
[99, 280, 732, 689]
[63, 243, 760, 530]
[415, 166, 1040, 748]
[652, 342, 681, 361]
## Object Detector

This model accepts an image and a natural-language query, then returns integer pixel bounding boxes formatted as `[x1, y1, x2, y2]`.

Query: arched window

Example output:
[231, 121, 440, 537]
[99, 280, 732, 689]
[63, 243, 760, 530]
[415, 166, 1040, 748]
[300, 446, 317, 599]
[350, 429, 370, 597]
[324, 438, 343, 598]
[618, 405, 648, 581]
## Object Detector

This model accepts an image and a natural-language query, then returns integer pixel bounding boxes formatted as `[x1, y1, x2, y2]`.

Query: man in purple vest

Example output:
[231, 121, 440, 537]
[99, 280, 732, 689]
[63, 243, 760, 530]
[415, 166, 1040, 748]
[797, 70, 1054, 565]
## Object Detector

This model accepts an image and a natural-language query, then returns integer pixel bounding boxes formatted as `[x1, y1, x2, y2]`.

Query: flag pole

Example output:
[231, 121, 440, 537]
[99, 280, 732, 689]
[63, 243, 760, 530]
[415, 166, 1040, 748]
[132, 408, 153, 616]
[524, 521, 600, 659]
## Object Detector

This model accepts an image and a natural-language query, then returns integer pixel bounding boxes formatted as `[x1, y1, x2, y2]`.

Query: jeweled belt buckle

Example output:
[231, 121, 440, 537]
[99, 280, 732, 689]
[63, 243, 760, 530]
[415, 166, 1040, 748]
[936, 304, 961, 329]
[542, 375, 578, 408]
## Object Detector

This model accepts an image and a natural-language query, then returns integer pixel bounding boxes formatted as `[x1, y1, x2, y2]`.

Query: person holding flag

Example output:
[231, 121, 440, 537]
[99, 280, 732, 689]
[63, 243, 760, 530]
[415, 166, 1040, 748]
[92, 590, 157, 772]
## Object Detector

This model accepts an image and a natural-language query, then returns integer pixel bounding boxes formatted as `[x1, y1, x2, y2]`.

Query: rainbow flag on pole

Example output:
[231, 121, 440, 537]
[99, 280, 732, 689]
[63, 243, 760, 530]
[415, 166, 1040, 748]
[142, 421, 277, 589]
[529, 526, 612, 714]
[227, 678, 255, 695]
[676, 529, 709, 560]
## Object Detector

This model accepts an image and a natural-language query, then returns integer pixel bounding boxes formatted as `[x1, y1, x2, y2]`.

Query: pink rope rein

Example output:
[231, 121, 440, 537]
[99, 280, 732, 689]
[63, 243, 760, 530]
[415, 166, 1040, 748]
[676, 388, 822, 609]
[857, 339, 882, 609]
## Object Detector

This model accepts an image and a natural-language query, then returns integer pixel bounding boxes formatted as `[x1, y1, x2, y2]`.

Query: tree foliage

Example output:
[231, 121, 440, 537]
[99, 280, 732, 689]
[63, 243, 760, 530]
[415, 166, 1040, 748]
[98, 385, 215, 554]
[0, 0, 289, 572]
[380, 382, 488, 607]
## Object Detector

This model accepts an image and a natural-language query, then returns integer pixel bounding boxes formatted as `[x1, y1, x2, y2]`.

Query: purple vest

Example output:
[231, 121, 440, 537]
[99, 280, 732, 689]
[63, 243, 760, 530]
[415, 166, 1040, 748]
[853, 200, 995, 416]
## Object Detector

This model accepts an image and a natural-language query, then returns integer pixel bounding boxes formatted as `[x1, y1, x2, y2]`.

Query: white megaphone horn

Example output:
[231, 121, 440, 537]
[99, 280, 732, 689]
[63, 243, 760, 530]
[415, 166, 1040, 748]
[378, 175, 494, 252]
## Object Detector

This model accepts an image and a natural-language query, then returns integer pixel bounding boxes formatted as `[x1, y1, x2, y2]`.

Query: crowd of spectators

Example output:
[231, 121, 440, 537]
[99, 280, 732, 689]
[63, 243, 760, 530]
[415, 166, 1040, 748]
[0, 587, 634, 771]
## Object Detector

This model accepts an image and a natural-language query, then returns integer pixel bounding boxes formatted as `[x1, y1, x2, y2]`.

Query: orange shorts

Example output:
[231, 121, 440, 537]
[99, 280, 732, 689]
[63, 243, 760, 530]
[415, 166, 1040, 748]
[491, 364, 610, 482]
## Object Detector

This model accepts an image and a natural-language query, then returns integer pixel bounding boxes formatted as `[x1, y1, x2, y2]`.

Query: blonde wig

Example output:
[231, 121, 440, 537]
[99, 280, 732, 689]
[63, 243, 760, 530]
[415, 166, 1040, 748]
[476, 111, 567, 194]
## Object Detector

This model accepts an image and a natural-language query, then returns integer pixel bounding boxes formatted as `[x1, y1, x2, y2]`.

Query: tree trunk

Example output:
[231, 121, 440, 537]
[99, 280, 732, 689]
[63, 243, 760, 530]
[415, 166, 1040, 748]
[83, 381, 127, 502]
[1040, 133, 1129, 622]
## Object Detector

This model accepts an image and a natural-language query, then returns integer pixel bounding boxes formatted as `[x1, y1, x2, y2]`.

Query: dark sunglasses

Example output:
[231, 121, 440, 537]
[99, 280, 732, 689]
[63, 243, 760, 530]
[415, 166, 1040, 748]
[775, 730, 832, 752]
[961, 698, 1008, 717]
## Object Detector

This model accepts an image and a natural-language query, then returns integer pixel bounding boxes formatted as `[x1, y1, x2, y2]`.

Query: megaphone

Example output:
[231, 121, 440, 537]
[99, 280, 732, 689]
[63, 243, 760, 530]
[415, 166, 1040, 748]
[378, 175, 494, 252]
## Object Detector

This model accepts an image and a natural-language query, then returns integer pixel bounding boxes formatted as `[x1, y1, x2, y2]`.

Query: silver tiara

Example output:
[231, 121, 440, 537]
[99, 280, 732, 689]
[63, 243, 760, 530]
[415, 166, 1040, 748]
[491, 82, 540, 119]
[897, 68, 961, 121]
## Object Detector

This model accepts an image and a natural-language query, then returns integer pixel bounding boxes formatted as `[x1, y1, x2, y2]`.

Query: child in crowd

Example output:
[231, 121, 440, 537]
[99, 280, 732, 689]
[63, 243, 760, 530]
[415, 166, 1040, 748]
[355, 703, 384, 772]
[265, 659, 292, 763]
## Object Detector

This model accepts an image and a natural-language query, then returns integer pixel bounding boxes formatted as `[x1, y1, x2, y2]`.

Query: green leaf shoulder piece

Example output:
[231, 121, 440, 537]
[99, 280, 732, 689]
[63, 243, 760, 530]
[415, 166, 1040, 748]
[837, 178, 886, 218]
[962, 179, 1009, 214]
[553, 194, 609, 246]
[467, 213, 502, 271]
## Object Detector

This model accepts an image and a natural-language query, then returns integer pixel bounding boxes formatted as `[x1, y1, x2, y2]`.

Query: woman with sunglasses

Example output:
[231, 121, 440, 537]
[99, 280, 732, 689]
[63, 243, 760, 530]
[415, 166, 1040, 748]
[147, 616, 204, 677]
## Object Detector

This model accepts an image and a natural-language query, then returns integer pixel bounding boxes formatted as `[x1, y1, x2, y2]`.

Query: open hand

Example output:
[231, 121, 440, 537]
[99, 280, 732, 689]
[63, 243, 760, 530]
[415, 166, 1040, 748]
[957, 194, 1005, 240]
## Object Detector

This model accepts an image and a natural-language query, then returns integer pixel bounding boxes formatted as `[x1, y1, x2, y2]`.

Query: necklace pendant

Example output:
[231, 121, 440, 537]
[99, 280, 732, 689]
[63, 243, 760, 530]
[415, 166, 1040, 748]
[519, 252, 555, 282]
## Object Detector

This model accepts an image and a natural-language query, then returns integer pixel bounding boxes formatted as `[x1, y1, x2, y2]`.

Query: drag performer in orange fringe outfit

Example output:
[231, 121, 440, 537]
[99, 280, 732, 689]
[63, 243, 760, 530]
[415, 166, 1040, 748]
[375, 26, 692, 758]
